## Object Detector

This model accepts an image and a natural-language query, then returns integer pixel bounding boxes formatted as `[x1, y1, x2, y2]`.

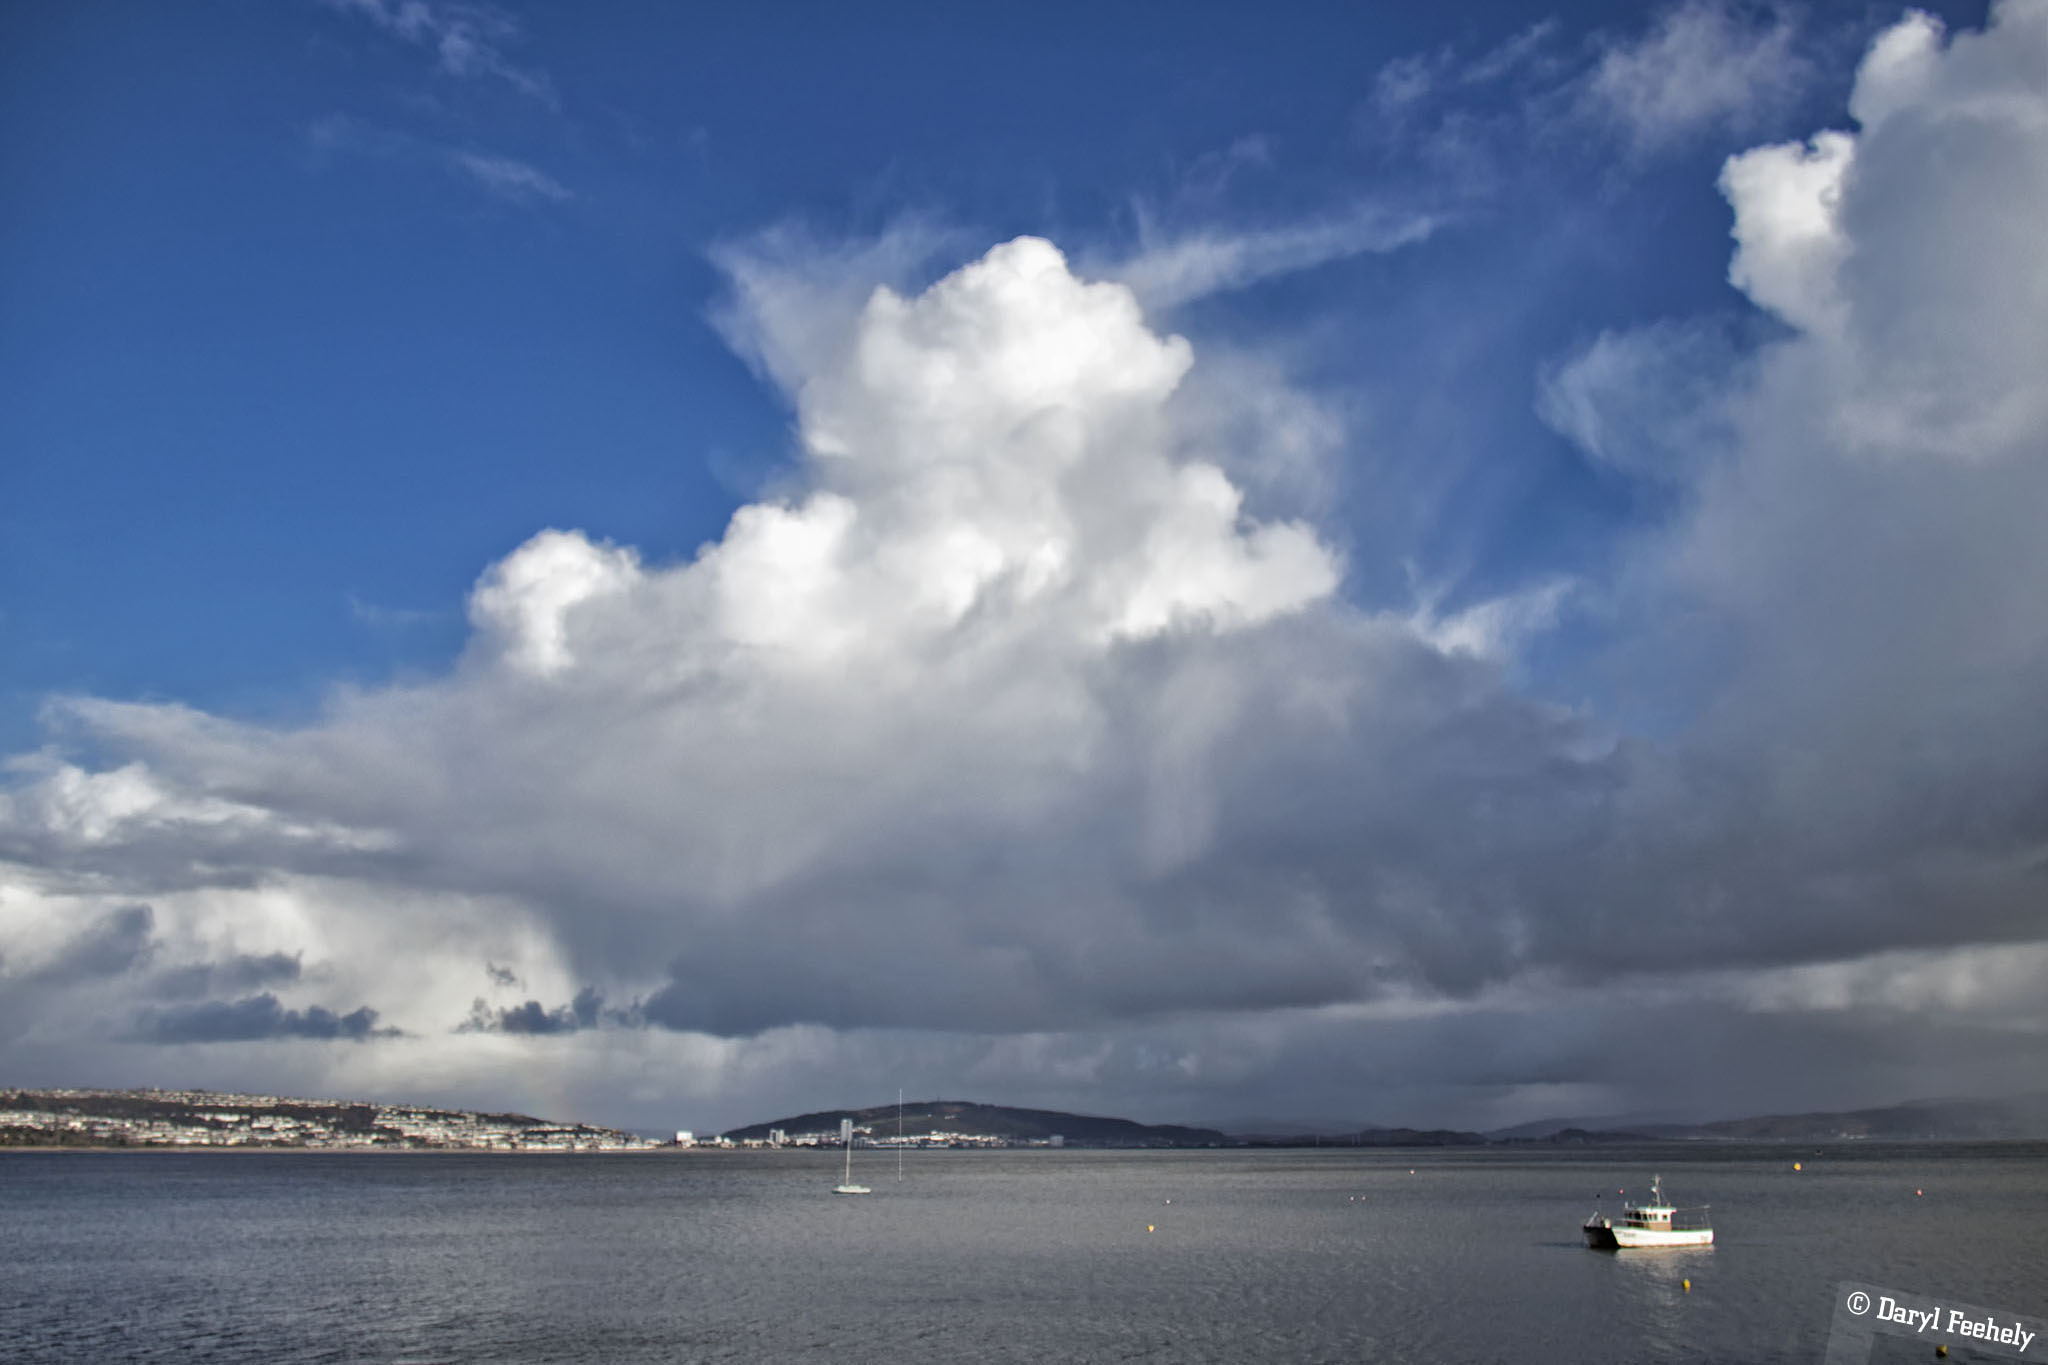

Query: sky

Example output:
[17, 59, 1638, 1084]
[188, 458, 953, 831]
[2, 0, 2043, 1136]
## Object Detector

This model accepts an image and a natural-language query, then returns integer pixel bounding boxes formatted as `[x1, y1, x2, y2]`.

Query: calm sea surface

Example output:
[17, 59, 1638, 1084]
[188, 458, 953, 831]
[4, 1142, 2044, 1363]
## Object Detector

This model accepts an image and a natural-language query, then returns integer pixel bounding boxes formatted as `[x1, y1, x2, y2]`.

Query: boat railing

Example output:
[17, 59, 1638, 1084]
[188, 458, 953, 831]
[1663, 1205, 1712, 1231]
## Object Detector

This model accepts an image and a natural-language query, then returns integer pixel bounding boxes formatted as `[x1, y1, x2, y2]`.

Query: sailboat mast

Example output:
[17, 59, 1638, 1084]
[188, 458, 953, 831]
[897, 1089, 904, 1181]
[831, 1112, 868, 1193]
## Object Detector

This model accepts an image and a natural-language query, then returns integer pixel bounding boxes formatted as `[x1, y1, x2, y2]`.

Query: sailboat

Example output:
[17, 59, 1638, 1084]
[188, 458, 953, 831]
[834, 1116, 870, 1195]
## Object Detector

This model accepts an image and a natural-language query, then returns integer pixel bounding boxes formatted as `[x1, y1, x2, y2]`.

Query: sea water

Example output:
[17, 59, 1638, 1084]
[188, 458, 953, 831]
[4, 1142, 2043, 1362]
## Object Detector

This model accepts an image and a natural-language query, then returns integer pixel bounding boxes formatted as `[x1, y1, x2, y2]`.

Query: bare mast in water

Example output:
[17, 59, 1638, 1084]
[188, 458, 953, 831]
[834, 1115, 869, 1195]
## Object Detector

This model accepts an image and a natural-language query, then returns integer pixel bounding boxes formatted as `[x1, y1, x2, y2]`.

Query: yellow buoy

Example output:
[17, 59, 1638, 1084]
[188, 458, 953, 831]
[1147, 1224, 1154, 1233]
[1937, 1345, 1949, 1357]
[1682, 1279, 1691, 1292]
[1793, 1162, 1802, 1171]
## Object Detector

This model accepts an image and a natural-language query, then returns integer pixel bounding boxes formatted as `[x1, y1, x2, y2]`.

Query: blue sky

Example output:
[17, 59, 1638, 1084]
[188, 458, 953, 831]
[3, 0, 1921, 733]
[4, 0, 2043, 1134]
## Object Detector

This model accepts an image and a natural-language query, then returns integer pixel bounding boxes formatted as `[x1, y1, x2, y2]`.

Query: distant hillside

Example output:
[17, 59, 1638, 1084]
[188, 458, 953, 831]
[0, 1088, 650, 1150]
[1485, 1094, 2048, 1145]
[1214, 1094, 2048, 1147]
[1648, 1094, 2048, 1142]
[1484, 1111, 1692, 1141]
[1237, 1126, 1490, 1147]
[723, 1099, 1224, 1147]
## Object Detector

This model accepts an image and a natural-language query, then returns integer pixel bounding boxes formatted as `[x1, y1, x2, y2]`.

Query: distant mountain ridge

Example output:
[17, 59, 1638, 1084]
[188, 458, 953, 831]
[1233, 1126, 1491, 1147]
[1466, 1094, 2048, 1145]
[722, 1099, 1224, 1147]
[1211, 1094, 2048, 1146]
[725, 1093, 2048, 1149]
[1628, 1093, 2048, 1143]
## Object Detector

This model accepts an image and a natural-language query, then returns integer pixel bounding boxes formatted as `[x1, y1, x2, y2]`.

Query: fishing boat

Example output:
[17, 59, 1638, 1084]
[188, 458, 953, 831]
[834, 1117, 869, 1195]
[1583, 1175, 1711, 1248]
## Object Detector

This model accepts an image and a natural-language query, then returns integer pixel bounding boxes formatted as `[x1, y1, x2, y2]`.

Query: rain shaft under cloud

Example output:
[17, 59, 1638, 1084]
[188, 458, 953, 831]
[3, 3, 2047, 1132]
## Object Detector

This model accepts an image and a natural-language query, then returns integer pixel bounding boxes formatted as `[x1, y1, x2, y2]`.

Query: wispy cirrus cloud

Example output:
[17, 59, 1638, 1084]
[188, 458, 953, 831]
[346, 593, 440, 629]
[307, 113, 571, 204]
[1536, 317, 1747, 482]
[1575, 0, 1812, 155]
[448, 149, 571, 202]
[1362, 1, 1815, 177]
[1367, 17, 1564, 124]
[1408, 577, 1574, 664]
[321, 0, 557, 107]
[1107, 205, 1442, 310]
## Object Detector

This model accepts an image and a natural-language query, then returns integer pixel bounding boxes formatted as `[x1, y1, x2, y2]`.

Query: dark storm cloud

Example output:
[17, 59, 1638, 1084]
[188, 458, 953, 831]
[151, 952, 302, 1000]
[128, 993, 397, 1043]
[29, 904, 156, 984]
[617, 604, 2045, 1041]
[0, 904, 159, 1047]
[460, 985, 607, 1034]
[19, 572, 2047, 1051]
[562, 951, 2044, 1136]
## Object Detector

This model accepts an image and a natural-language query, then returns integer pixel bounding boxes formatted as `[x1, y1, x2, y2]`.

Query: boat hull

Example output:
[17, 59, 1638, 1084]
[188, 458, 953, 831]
[1584, 1220, 1711, 1249]
[833, 1184, 870, 1195]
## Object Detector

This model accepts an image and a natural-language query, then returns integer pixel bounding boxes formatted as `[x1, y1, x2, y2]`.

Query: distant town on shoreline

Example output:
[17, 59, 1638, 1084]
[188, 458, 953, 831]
[6, 1088, 2047, 1153]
